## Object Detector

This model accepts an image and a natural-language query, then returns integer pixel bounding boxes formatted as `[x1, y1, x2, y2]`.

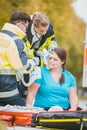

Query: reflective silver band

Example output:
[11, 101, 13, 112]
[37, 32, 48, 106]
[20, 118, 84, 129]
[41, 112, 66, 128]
[0, 59, 35, 87]
[0, 60, 31, 74]
[0, 88, 19, 98]
[0, 69, 16, 75]
[25, 48, 30, 55]
[12, 36, 19, 41]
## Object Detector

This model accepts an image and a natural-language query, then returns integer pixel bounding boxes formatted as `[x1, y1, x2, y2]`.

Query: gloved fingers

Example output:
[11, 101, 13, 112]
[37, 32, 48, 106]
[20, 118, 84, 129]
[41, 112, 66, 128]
[32, 57, 40, 66]
[27, 59, 35, 72]
[37, 51, 44, 57]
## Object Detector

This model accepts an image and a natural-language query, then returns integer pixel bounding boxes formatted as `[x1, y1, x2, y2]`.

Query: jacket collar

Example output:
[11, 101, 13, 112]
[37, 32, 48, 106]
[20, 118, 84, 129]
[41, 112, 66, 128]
[2, 23, 26, 39]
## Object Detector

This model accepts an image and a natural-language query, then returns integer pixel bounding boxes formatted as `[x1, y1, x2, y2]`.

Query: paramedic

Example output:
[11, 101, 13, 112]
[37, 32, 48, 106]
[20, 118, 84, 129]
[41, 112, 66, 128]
[26, 12, 58, 67]
[0, 11, 36, 106]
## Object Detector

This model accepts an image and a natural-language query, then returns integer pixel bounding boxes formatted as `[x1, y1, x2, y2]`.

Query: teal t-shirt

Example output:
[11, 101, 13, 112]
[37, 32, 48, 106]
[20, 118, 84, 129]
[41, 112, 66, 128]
[33, 66, 76, 110]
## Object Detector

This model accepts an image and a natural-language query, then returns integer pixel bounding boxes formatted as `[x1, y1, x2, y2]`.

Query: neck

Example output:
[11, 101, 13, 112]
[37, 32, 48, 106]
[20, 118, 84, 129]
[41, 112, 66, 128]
[51, 68, 62, 77]
[50, 68, 63, 82]
[51, 67, 62, 73]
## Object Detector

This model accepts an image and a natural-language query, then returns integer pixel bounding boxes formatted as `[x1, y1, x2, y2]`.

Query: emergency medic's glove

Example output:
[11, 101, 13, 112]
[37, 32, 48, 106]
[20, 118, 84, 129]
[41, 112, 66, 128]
[37, 49, 52, 67]
[24, 59, 35, 72]
[26, 49, 52, 67]
[48, 44, 58, 52]
[26, 57, 40, 67]
[32, 57, 40, 66]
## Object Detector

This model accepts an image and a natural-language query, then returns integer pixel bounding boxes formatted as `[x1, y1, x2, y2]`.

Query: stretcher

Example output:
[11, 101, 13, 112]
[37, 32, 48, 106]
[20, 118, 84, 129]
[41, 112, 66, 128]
[0, 105, 43, 127]
[0, 105, 87, 130]
[37, 110, 87, 130]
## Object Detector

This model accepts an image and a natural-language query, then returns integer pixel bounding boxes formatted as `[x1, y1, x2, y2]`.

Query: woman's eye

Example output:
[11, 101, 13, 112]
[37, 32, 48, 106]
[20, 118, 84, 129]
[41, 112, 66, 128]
[54, 58, 58, 61]
[49, 57, 52, 60]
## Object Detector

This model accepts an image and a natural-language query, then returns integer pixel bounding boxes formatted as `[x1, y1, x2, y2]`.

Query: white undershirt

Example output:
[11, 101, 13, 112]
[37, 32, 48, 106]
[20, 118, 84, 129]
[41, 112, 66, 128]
[31, 24, 41, 44]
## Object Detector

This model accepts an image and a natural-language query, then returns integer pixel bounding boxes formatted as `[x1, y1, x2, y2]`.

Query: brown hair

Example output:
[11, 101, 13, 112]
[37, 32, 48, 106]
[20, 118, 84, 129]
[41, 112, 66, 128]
[53, 47, 67, 83]
[33, 12, 49, 27]
[10, 11, 31, 24]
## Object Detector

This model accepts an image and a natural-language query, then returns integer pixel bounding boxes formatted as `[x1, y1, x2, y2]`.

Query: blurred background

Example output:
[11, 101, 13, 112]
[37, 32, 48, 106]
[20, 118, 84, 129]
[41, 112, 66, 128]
[0, 0, 87, 99]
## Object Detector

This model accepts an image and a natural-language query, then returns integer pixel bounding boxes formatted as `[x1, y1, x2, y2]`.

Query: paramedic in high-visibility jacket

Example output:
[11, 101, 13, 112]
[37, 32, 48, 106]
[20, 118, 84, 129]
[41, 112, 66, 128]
[26, 12, 58, 67]
[0, 11, 36, 106]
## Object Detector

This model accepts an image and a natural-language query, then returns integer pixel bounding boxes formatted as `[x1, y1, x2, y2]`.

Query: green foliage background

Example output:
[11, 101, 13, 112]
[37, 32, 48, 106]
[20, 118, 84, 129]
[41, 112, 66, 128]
[0, 0, 85, 88]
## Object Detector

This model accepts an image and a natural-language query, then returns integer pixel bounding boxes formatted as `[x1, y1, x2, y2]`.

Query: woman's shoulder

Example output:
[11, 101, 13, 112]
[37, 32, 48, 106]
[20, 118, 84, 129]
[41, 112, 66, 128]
[64, 69, 75, 79]
[41, 66, 49, 74]
[41, 66, 49, 71]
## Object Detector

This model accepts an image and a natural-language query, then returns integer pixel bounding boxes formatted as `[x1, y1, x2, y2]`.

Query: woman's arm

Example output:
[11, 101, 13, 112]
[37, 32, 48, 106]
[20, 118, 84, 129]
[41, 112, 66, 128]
[26, 83, 40, 106]
[69, 87, 79, 111]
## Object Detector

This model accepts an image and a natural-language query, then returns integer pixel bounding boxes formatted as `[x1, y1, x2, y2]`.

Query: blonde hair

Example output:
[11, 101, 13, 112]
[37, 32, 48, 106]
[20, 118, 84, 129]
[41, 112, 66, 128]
[33, 12, 49, 27]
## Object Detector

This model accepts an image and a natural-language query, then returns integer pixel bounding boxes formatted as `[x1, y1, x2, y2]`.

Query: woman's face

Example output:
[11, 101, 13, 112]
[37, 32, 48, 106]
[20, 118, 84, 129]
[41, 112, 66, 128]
[34, 25, 48, 36]
[48, 51, 64, 69]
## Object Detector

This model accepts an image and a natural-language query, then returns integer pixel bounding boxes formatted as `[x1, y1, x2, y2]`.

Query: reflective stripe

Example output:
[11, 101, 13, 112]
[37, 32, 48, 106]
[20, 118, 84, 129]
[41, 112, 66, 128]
[12, 36, 19, 41]
[0, 88, 19, 98]
[83, 118, 87, 121]
[0, 59, 34, 75]
[0, 69, 16, 75]
[39, 118, 81, 122]
[0, 59, 35, 87]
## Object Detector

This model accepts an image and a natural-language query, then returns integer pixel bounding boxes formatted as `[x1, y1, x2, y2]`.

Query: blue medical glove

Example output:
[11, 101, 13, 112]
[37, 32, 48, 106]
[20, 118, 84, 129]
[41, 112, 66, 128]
[37, 49, 51, 59]
[37, 51, 44, 58]
[48, 44, 58, 52]
[32, 57, 40, 66]
[37, 49, 52, 66]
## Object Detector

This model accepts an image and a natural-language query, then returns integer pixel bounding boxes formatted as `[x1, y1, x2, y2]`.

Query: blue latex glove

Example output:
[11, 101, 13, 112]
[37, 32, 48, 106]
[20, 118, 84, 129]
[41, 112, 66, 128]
[37, 51, 44, 58]
[32, 57, 40, 66]
[37, 49, 51, 59]
[37, 49, 52, 66]
[48, 44, 58, 52]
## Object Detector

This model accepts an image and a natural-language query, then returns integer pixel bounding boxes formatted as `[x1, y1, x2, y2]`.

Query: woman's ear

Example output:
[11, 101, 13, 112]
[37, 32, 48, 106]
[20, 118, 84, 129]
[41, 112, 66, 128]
[62, 60, 65, 66]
